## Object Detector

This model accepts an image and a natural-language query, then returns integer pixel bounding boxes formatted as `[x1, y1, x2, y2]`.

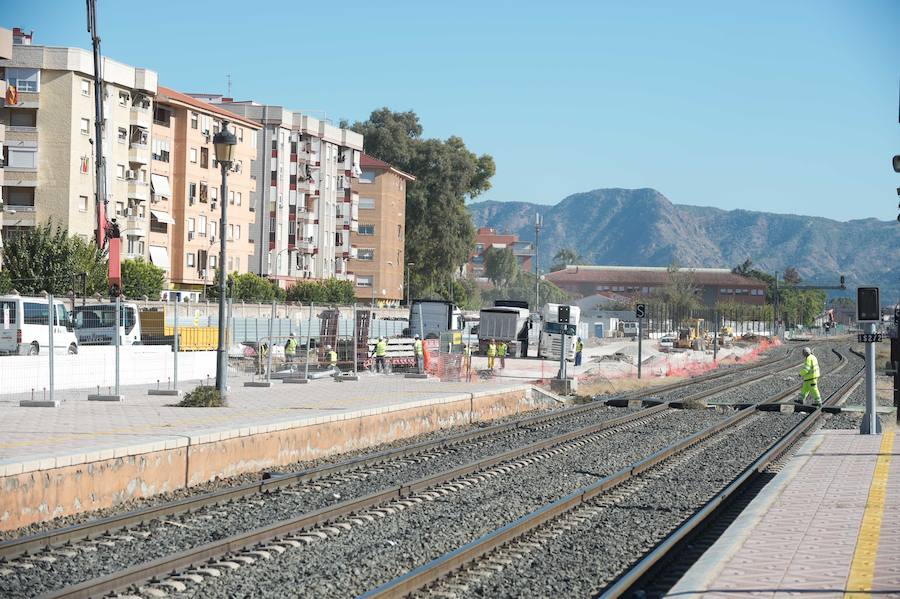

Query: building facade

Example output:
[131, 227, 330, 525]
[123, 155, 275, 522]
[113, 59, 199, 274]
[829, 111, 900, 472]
[0, 28, 157, 259]
[199, 98, 363, 288]
[0, 27, 12, 245]
[150, 87, 259, 292]
[467, 226, 534, 279]
[545, 265, 768, 306]
[350, 154, 414, 305]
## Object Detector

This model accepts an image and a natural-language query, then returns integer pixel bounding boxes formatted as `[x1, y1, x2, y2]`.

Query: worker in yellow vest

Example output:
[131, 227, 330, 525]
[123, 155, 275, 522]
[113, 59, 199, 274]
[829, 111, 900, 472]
[487, 339, 497, 370]
[575, 337, 584, 366]
[413, 334, 424, 374]
[284, 333, 298, 365]
[375, 336, 388, 373]
[326, 344, 338, 368]
[797, 346, 821, 406]
[498, 341, 508, 369]
[257, 342, 269, 375]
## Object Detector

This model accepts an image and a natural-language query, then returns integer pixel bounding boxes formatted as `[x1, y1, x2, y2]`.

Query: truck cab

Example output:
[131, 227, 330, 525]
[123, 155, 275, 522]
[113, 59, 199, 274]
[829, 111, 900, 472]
[538, 303, 581, 360]
[74, 302, 142, 345]
[409, 299, 463, 340]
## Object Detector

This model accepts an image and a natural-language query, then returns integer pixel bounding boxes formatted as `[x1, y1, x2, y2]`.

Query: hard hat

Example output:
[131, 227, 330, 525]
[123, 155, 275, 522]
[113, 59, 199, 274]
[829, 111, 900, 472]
[414, 334, 420, 339]
[326, 345, 332, 350]
[802, 346, 812, 356]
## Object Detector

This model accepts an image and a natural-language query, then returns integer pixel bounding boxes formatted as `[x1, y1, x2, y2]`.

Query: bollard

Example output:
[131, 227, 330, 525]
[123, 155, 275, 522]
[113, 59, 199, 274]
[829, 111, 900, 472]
[114, 294, 121, 397]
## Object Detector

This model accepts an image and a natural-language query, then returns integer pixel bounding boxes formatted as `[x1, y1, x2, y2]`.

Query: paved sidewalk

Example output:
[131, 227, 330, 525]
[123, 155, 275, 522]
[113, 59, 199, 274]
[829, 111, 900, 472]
[0, 372, 521, 476]
[669, 428, 900, 598]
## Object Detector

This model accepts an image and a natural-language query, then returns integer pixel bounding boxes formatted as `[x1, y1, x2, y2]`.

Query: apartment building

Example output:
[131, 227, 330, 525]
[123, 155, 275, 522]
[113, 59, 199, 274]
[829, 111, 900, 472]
[0, 27, 12, 245]
[351, 154, 414, 305]
[199, 97, 363, 287]
[0, 28, 157, 259]
[151, 87, 259, 292]
[467, 226, 534, 279]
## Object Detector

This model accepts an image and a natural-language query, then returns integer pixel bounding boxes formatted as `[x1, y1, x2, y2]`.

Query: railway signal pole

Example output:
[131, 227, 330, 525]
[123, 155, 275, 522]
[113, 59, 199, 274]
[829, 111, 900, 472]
[857, 287, 883, 434]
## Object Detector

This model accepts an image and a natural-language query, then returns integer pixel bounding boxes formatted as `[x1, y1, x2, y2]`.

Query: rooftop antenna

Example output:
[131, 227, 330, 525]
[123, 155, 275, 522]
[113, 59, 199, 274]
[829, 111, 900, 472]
[226, 74, 231, 97]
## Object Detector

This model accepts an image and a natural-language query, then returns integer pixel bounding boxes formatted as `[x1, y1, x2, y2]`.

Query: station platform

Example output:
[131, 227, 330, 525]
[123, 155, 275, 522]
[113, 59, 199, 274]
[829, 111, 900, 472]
[670, 426, 900, 598]
[0, 373, 549, 531]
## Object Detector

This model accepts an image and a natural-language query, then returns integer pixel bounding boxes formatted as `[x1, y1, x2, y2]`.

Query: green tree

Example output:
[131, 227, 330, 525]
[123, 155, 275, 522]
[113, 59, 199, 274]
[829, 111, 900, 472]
[660, 263, 700, 312]
[350, 109, 495, 300]
[484, 246, 517, 287]
[2, 222, 108, 295]
[285, 280, 327, 303]
[0, 270, 11, 294]
[551, 248, 582, 272]
[121, 258, 165, 299]
[322, 278, 356, 304]
[783, 266, 801, 285]
[208, 269, 284, 302]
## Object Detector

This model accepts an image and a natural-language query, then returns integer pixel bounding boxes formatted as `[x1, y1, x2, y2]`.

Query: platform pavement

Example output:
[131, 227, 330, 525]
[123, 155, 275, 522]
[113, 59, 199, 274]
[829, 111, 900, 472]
[669, 427, 900, 598]
[0, 371, 524, 478]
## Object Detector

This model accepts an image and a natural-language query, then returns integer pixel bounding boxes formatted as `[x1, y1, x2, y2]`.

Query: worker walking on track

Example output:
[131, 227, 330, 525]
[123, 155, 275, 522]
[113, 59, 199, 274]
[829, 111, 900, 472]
[487, 339, 497, 370]
[375, 336, 388, 373]
[414, 334, 424, 374]
[284, 333, 298, 365]
[498, 341, 508, 369]
[796, 346, 821, 406]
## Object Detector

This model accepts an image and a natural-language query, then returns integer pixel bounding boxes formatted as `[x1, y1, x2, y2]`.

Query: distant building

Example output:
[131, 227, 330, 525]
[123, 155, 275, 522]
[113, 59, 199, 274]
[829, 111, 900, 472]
[0, 28, 157, 259]
[0, 27, 12, 251]
[545, 265, 767, 306]
[350, 154, 414, 306]
[467, 227, 533, 279]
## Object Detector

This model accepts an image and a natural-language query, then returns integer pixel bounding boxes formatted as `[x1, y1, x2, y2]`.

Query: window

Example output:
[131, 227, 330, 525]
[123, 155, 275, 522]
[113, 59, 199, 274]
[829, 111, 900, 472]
[118, 91, 129, 106]
[199, 215, 207, 236]
[6, 147, 37, 169]
[115, 201, 125, 216]
[359, 197, 376, 210]
[234, 256, 240, 271]
[189, 183, 197, 203]
[199, 182, 208, 202]
[235, 225, 241, 240]
[117, 127, 127, 143]
[5, 67, 40, 92]
[359, 169, 376, 183]
[228, 224, 234, 240]
[236, 192, 241, 206]
[397, 224, 402, 239]
[116, 164, 125, 179]
[357, 248, 374, 261]
[0, 301, 17, 328]
[200, 147, 209, 169]
[209, 255, 217, 269]
[187, 218, 196, 232]
[190, 148, 198, 163]
[10, 109, 37, 127]
[80, 79, 90, 96]
[237, 127, 243, 142]
[153, 105, 171, 126]
[152, 139, 170, 162]
[358, 224, 375, 236]
[229, 190, 235, 204]
[190, 112, 198, 129]
[186, 253, 195, 267]
[78, 195, 88, 212]
[210, 186, 218, 201]
[356, 275, 373, 288]
[80, 118, 90, 135]
[23, 302, 49, 325]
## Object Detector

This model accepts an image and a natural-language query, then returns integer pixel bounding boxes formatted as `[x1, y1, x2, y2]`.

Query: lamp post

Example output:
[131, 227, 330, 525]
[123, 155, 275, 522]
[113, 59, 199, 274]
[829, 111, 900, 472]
[213, 121, 237, 395]
[405, 262, 415, 306]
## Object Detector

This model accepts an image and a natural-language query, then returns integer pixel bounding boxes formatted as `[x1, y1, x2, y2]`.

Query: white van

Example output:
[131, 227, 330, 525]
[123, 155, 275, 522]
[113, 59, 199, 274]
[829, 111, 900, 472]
[74, 302, 142, 346]
[0, 295, 80, 356]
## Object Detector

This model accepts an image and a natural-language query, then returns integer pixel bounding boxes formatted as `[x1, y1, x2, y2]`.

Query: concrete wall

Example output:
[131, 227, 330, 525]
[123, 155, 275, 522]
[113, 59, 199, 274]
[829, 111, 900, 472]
[0, 385, 546, 530]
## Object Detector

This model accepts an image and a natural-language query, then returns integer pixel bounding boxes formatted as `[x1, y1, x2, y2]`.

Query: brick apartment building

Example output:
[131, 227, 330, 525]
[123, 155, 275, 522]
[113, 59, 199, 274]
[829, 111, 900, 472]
[467, 226, 534, 279]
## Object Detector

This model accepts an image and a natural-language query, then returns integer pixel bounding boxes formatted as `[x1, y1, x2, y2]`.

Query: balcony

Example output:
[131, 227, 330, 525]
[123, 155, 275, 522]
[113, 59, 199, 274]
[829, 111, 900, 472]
[125, 214, 146, 232]
[127, 179, 150, 202]
[128, 145, 149, 165]
[5, 125, 38, 143]
[4, 91, 39, 109]
[297, 238, 315, 254]
[130, 106, 151, 128]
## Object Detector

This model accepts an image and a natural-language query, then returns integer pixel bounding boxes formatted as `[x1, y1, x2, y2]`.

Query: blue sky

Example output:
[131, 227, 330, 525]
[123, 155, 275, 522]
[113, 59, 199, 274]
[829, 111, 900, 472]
[6, 0, 900, 222]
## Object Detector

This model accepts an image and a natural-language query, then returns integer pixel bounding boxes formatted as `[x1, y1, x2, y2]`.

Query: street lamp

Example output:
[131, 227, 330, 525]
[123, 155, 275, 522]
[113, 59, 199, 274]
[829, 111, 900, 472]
[405, 262, 415, 306]
[213, 121, 237, 396]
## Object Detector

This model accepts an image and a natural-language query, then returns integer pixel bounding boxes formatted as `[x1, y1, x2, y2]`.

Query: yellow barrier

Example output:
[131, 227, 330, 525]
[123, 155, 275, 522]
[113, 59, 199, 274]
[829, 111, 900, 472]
[140, 310, 219, 351]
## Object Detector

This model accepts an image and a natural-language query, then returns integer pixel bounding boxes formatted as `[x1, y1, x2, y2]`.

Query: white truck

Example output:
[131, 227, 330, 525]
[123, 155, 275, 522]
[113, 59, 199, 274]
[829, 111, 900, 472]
[0, 295, 80, 355]
[73, 302, 142, 346]
[538, 303, 581, 361]
[477, 301, 531, 357]
[409, 299, 463, 340]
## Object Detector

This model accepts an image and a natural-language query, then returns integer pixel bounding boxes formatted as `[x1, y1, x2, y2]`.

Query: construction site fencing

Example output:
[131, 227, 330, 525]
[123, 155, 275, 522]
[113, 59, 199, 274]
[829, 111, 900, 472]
[636, 303, 775, 339]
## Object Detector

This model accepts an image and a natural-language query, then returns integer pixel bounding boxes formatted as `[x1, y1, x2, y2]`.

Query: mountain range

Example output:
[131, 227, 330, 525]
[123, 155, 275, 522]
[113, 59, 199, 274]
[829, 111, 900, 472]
[467, 188, 900, 302]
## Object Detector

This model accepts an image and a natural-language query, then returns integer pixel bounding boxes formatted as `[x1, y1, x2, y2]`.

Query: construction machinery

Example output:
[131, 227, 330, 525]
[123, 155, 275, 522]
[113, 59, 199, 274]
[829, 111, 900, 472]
[676, 318, 705, 350]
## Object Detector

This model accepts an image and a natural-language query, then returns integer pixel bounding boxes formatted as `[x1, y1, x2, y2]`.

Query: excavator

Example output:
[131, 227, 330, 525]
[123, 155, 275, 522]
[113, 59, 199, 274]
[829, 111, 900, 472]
[676, 318, 706, 350]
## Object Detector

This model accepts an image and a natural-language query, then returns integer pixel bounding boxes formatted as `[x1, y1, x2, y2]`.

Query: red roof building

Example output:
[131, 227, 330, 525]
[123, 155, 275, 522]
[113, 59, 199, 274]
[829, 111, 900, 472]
[468, 227, 534, 279]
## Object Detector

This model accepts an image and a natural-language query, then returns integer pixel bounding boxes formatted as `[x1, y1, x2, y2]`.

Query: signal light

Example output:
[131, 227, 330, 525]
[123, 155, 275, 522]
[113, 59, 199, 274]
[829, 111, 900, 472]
[894, 155, 900, 172]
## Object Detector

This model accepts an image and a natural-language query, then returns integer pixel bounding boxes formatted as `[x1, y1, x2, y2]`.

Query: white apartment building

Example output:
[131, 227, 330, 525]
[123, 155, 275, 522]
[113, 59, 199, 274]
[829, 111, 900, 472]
[194, 97, 363, 286]
[0, 28, 157, 259]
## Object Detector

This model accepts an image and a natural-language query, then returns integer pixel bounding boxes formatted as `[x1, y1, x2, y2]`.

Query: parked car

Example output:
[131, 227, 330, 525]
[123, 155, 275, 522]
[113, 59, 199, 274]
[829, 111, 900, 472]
[0, 295, 79, 355]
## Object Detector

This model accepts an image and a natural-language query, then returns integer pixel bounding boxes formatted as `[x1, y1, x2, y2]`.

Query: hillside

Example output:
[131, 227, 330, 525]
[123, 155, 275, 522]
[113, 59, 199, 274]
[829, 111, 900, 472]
[468, 188, 900, 300]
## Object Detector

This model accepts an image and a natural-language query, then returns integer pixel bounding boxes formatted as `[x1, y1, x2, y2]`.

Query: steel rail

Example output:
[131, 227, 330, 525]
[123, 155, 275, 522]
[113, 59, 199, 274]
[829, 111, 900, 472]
[357, 348, 850, 599]
[2, 344, 803, 561]
[599, 358, 865, 598]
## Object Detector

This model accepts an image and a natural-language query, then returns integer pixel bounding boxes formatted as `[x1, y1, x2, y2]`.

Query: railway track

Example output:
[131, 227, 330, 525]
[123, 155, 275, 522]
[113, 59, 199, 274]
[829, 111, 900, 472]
[0, 342, 853, 599]
[359, 348, 862, 599]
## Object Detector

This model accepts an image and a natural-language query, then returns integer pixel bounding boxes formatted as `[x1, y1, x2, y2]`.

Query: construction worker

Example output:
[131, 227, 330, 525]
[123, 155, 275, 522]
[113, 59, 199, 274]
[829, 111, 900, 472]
[326, 344, 338, 369]
[413, 334, 424, 374]
[575, 337, 584, 366]
[284, 333, 298, 365]
[375, 336, 388, 373]
[487, 339, 497, 370]
[498, 340, 508, 369]
[256, 342, 269, 375]
[797, 346, 821, 406]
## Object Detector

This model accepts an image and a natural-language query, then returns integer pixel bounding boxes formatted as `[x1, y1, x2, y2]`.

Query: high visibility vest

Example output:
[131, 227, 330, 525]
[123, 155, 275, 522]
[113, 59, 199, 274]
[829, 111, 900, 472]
[463, 345, 471, 357]
[498, 343, 507, 357]
[328, 350, 337, 365]
[800, 354, 820, 381]
[487, 343, 496, 357]
[414, 339, 423, 356]
[285, 338, 298, 355]
[576, 340, 583, 353]
[376, 340, 387, 357]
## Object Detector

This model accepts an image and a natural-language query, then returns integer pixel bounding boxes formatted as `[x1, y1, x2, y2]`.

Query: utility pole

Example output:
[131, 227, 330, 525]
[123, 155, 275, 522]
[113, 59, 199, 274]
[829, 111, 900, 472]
[534, 213, 542, 310]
